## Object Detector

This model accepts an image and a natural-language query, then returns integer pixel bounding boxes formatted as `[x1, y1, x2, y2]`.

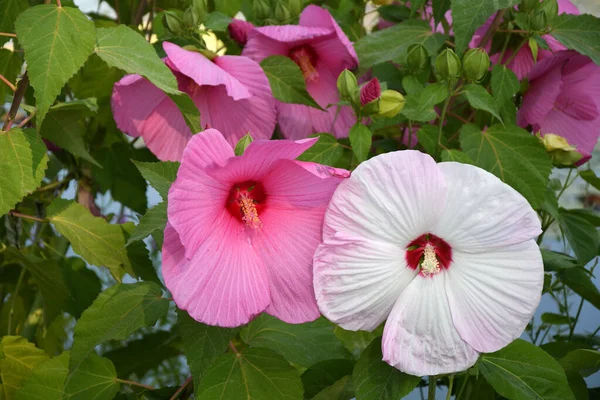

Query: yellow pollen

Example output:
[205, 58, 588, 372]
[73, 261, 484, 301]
[240, 197, 261, 229]
[420, 243, 440, 276]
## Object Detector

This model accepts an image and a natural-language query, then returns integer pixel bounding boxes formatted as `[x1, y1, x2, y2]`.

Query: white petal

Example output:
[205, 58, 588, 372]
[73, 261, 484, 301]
[382, 274, 479, 376]
[432, 162, 541, 251]
[445, 240, 543, 353]
[323, 150, 447, 247]
[314, 237, 417, 331]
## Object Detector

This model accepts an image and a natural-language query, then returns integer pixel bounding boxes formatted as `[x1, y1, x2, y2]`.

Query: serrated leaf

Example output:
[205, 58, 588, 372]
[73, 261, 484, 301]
[204, 11, 232, 31]
[260, 56, 323, 110]
[61, 257, 102, 319]
[541, 249, 578, 272]
[463, 84, 503, 122]
[558, 208, 599, 266]
[560, 349, 600, 377]
[401, 82, 448, 122]
[459, 123, 552, 208]
[452, 0, 520, 53]
[312, 375, 354, 400]
[349, 124, 372, 163]
[0, 336, 50, 400]
[352, 338, 420, 400]
[491, 65, 520, 106]
[0, 0, 27, 46]
[121, 222, 161, 284]
[559, 267, 600, 311]
[301, 360, 355, 399]
[552, 14, 600, 65]
[0, 49, 22, 103]
[132, 160, 179, 200]
[68, 282, 168, 375]
[241, 314, 351, 368]
[441, 149, 475, 164]
[69, 54, 123, 100]
[0, 128, 49, 217]
[126, 202, 167, 245]
[196, 348, 304, 400]
[416, 124, 443, 156]
[15, 352, 68, 400]
[355, 20, 445, 70]
[15, 5, 96, 124]
[297, 133, 343, 166]
[63, 353, 119, 400]
[479, 339, 575, 400]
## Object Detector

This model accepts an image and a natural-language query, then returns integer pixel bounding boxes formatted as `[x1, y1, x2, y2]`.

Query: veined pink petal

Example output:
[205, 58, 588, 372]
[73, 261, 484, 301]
[243, 25, 332, 62]
[111, 74, 192, 162]
[382, 274, 479, 376]
[491, 46, 536, 80]
[445, 240, 543, 353]
[179, 128, 234, 169]
[162, 223, 270, 327]
[558, 0, 580, 14]
[293, 161, 351, 179]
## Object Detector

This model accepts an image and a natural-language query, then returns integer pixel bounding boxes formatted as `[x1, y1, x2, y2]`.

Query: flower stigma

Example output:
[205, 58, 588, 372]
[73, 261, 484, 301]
[226, 181, 266, 230]
[420, 243, 440, 276]
[289, 46, 319, 83]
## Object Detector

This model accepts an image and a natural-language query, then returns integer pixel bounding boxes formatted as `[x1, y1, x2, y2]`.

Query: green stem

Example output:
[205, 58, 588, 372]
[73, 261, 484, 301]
[557, 168, 575, 201]
[446, 375, 455, 400]
[503, 37, 528, 67]
[437, 92, 452, 158]
[569, 297, 585, 341]
[428, 376, 437, 400]
[562, 285, 572, 333]
[456, 375, 469, 400]
[116, 378, 154, 391]
[587, 325, 600, 343]
[8, 267, 26, 335]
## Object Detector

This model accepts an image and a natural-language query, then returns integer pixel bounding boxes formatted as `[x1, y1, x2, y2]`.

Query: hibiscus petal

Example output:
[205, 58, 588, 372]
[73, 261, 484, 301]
[445, 240, 543, 353]
[243, 25, 332, 62]
[382, 274, 479, 376]
[314, 237, 416, 331]
[111, 74, 191, 161]
[162, 223, 270, 327]
[517, 60, 563, 127]
[432, 162, 541, 251]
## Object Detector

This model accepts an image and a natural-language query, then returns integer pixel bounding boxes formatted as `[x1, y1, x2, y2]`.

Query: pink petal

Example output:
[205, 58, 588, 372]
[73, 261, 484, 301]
[162, 223, 270, 327]
[445, 241, 543, 353]
[179, 128, 234, 170]
[111, 74, 192, 161]
[558, 0, 580, 15]
[293, 161, 351, 179]
[243, 25, 332, 62]
[517, 58, 563, 128]
[382, 274, 479, 376]
[543, 34, 568, 53]
[540, 109, 600, 157]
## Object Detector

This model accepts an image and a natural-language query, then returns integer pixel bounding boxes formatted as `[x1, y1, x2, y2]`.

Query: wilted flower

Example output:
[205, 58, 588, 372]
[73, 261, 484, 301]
[228, 19, 254, 46]
[164, 129, 348, 327]
[314, 150, 543, 376]
[243, 5, 358, 140]
[112, 42, 276, 161]
[518, 51, 600, 165]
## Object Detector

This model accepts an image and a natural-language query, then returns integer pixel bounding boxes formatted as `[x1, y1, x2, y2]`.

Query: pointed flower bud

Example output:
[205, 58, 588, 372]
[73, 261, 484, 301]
[435, 49, 461, 81]
[164, 11, 183, 35]
[530, 9, 549, 32]
[462, 48, 490, 82]
[378, 90, 405, 118]
[538, 133, 583, 166]
[360, 78, 382, 106]
[275, 2, 292, 22]
[337, 69, 358, 101]
[536, 0, 558, 22]
[406, 44, 428, 73]
[228, 19, 254, 46]
[253, 0, 271, 19]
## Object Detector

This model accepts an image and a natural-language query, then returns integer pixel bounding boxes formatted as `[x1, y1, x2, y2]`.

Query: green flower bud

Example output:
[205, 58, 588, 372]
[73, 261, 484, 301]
[337, 69, 358, 101]
[530, 9, 549, 32]
[435, 48, 461, 81]
[519, 0, 539, 12]
[274, 2, 292, 22]
[536, 0, 559, 22]
[192, 0, 207, 23]
[287, 0, 303, 16]
[253, 0, 272, 20]
[164, 10, 183, 35]
[378, 90, 406, 118]
[182, 7, 200, 29]
[406, 43, 428, 73]
[461, 48, 490, 82]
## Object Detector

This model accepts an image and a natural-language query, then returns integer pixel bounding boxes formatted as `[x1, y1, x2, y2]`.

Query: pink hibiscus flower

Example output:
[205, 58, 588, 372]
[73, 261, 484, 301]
[242, 5, 358, 140]
[163, 128, 349, 327]
[111, 42, 276, 161]
[314, 150, 543, 376]
[518, 51, 600, 164]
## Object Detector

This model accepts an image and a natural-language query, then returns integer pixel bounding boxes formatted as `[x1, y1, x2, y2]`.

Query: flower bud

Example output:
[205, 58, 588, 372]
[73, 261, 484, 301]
[182, 7, 200, 29]
[228, 19, 254, 46]
[378, 90, 405, 118]
[253, 0, 272, 20]
[287, 0, 303, 16]
[530, 9, 549, 32]
[164, 11, 183, 35]
[337, 69, 358, 101]
[360, 78, 382, 106]
[461, 48, 490, 82]
[435, 49, 461, 81]
[406, 43, 428, 73]
[192, 0, 207, 23]
[538, 133, 583, 166]
[274, 2, 291, 22]
[536, 0, 558, 22]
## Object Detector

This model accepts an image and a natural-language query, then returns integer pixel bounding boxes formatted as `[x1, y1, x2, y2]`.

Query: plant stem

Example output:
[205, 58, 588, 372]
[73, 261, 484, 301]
[9, 211, 47, 223]
[56, 0, 62, 6]
[587, 325, 600, 343]
[428, 376, 437, 400]
[502, 38, 528, 67]
[8, 268, 26, 334]
[557, 168, 575, 201]
[116, 378, 155, 391]
[17, 111, 36, 128]
[3, 72, 29, 131]
[229, 340, 239, 354]
[477, 10, 505, 48]
[456, 375, 469, 400]
[0, 32, 17, 38]
[170, 376, 193, 400]
[446, 375, 454, 400]
[562, 285, 572, 333]
[437, 93, 451, 158]
[0, 74, 16, 92]
[569, 298, 585, 341]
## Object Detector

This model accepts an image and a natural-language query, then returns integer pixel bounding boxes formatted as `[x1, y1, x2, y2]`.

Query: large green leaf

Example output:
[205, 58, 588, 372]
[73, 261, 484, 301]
[0, 128, 49, 217]
[260, 56, 323, 110]
[15, 5, 96, 124]
[132, 160, 180, 200]
[541, 250, 578, 272]
[0, 0, 27, 46]
[459, 123, 552, 208]
[0, 49, 22, 103]
[560, 349, 600, 377]
[349, 124, 372, 163]
[558, 208, 599, 266]
[491, 65, 520, 106]
[401, 82, 448, 122]
[452, 0, 520, 53]
[552, 14, 600, 65]
[15, 352, 68, 400]
[352, 338, 420, 400]
[479, 339, 575, 400]
[126, 202, 167, 246]
[312, 376, 354, 400]
[61, 257, 102, 319]
[196, 348, 304, 400]
[431, 0, 451, 26]
[441, 149, 475, 164]
[559, 267, 600, 311]
[0, 336, 50, 400]
[333, 325, 383, 359]
[297, 133, 344, 167]
[241, 314, 351, 368]
[63, 353, 119, 400]
[355, 20, 445, 70]
[68, 282, 168, 375]
[301, 359, 355, 399]
[463, 83, 503, 122]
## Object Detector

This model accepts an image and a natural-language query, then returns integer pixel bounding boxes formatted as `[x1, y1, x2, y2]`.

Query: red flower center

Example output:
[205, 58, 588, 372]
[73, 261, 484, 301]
[405, 233, 452, 277]
[289, 45, 319, 83]
[226, 181, 266, 229]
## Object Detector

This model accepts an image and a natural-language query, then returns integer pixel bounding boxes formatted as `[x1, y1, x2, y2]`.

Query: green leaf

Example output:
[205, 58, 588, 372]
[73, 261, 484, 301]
[558, 208, 599, 266]
[301, 360, 355, 399]
[126, 202, 167, 245]
[63, 353, 119, 400]
[352, 338, 420, 400]
[177, 309, 239, 393]
[260, 56, 323, 110]
[297, 133, 344, 167]
[0, 128, 49, 217]
[491, 65, 520, 106]
[541, 312, 573, 325]
[349, 124, 372, 163]
[69, 282, 168, 375]
[0, 0, 27, 46]
[459, 123, 552, 208]
[214, 0, 243, 16]
[69, 54, 123, 100]
[355, 20, 445, 70]
[196, 348, 304, 400]
[559, 267, 600, 311]
[61, 257, 102, 319]
[235, 134, 253, 156]
[541, 249, 578, 272]
[479, 339, 575, 400]
[452, 0, 520, 53]
[441, 149, 475, 164]
[560, 349, 600, 377]
[15, 352, 68, 400]
[0, 336, 50, 400]
[168, 92, 202, 134]
[0, 49, 22, 103]
[15, 5, 96, 124]
[565, 372, 588, 400]
[204, 12, 232, 31]
[121, 222, 161, 285]
[453, 376, 497, 400]
[416, 124, 443, 156]
[431, 0, 451, 26]
[241, 314, 351, 368]
[132, 160, 179, 200]
[333, 325, 383, 359]
[580, 170, 600, 191]
[377, 4, 411, 23]
[312, 375, 354, 400]
[463, 84, 503, 122]
[552, 14, 600, 65]
[401, 82, 449, 122]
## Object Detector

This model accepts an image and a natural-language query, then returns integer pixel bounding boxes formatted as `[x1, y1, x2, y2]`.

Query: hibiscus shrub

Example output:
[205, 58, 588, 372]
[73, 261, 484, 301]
[1, 0, 600, 399]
